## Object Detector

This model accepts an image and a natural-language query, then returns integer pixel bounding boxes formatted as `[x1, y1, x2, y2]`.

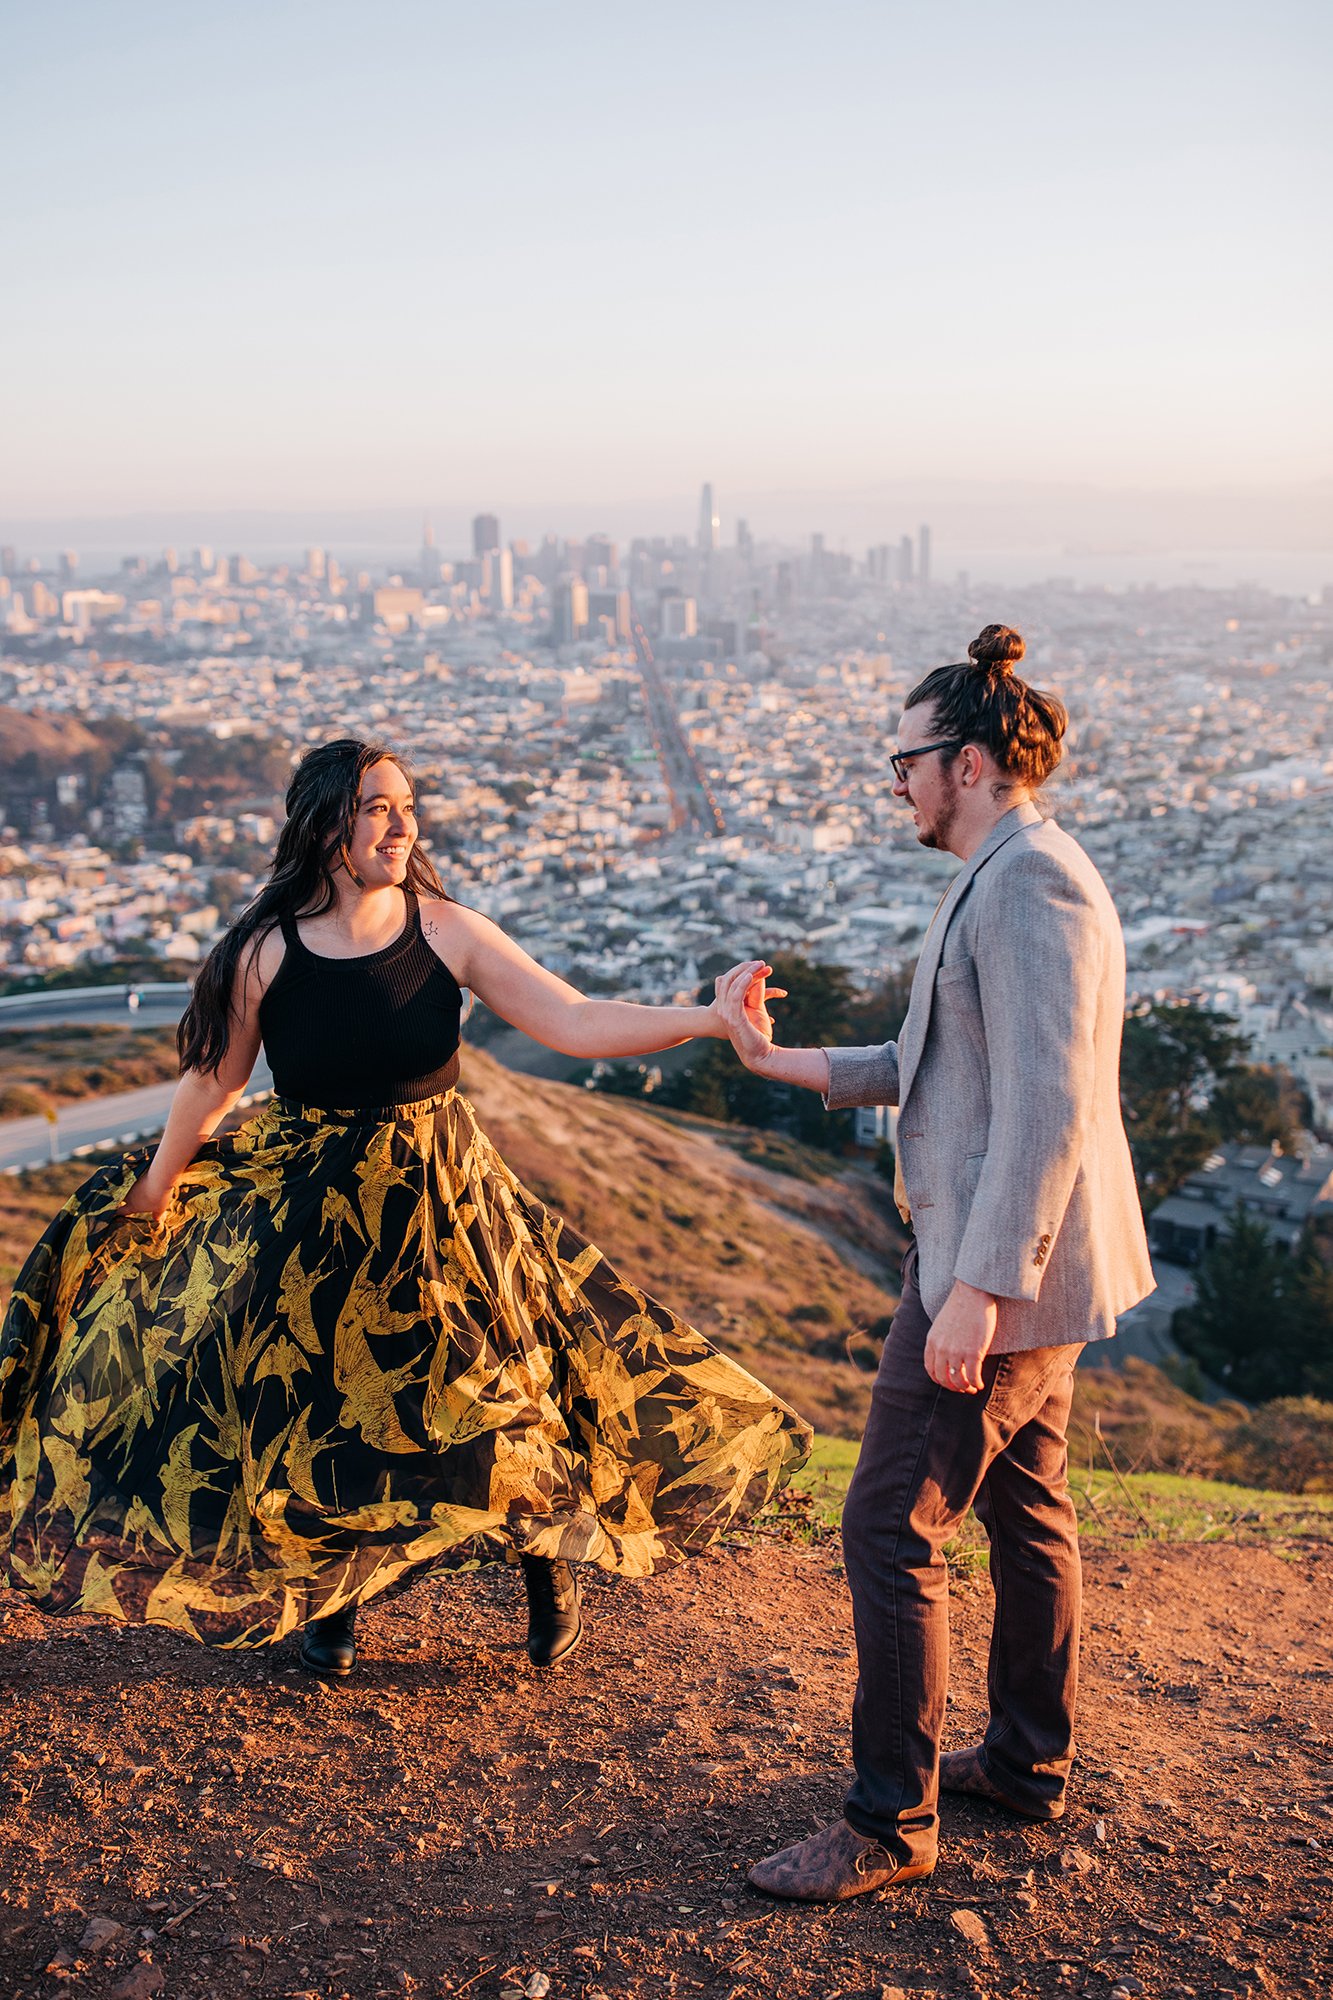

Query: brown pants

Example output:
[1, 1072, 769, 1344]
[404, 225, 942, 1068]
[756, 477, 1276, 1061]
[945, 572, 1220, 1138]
[841, 1242, 1084, 1865]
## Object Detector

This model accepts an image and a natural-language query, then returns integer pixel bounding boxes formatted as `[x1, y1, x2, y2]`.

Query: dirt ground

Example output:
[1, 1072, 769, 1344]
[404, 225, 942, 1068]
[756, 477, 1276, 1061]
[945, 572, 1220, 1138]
[1, 1529, 1329, 2000]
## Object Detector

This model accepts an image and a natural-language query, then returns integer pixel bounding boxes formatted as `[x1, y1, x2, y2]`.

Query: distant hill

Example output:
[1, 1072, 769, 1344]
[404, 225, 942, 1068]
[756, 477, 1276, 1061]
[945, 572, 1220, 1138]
[0, 707, 103, 767]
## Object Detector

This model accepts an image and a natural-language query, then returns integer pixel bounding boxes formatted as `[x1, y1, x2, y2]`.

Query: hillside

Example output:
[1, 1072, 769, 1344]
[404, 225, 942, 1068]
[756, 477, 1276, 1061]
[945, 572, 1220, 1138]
[2, 1052, 1332, 1998]
[0, 707, 102, 767]
[1, 1529, 1329, 1999]
[0, 1024, 182, 1118]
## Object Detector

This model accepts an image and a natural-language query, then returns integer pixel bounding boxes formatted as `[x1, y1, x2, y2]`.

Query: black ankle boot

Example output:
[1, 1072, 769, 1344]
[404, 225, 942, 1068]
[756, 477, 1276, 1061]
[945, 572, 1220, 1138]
[299, 1604, 357, 1676]
[520, 1555, 582, 1667]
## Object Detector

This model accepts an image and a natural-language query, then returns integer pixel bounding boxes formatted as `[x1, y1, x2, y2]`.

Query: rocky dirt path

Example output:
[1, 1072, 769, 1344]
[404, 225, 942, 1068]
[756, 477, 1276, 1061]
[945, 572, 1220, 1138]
[1, 1534, 1329, 2000]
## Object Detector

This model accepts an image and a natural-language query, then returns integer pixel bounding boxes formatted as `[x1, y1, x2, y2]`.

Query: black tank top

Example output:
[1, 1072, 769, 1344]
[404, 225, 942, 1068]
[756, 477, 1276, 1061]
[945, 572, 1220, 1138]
[259, 890, 463, 1109]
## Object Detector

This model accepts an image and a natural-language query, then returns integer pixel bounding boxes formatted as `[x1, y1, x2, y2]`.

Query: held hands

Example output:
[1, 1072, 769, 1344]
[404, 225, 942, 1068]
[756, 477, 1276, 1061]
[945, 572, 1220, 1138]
[712, 961, 788, 1072]
[923, 1280, 999, 1394]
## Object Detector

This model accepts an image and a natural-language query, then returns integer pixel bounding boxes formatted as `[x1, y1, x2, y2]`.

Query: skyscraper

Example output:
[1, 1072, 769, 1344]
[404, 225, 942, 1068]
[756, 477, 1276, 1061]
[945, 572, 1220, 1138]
[486, 547, 514, 612]
[918, 524, 931, 588]
[551, 576, 589, 645]
[898, 535, 914, 585]
[472, 513, 501, 557]
[698, 484, 720, 555]
[420, 515, 438, 586]
[658, 589, 697, 639]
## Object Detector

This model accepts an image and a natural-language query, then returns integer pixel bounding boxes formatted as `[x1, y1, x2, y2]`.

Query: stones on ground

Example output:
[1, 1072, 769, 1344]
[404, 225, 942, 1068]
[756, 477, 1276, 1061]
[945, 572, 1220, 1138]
[949, 1907, 991, 1949]
[1058, 1845, 1096, 1874]
[78, 1915, 125, 1952]
[524, 1978, 551, 2000]
[1140, 1834, 1175, 1854]
[108, 1969, 166, 2000]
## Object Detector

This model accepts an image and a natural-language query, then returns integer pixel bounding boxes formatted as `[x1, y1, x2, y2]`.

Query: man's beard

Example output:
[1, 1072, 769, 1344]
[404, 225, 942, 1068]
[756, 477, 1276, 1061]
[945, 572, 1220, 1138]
[915, 777, 960, 852]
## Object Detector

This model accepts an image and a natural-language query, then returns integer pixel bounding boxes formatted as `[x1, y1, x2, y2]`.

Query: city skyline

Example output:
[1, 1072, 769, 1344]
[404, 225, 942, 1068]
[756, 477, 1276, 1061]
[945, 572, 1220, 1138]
[2, 3, 1328, 524]
[3, 473, 1332, 597]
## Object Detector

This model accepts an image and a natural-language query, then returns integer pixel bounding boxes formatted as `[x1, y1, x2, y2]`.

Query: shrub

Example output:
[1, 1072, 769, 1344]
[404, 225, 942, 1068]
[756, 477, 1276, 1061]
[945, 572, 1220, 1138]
[1219, 1398, 1333, 1494]
[0, 1084, 53, 1118]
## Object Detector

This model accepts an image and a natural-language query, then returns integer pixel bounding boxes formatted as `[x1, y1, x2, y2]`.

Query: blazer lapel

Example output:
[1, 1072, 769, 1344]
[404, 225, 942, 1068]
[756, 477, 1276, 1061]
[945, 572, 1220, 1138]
[897, 802, 1043, 1106]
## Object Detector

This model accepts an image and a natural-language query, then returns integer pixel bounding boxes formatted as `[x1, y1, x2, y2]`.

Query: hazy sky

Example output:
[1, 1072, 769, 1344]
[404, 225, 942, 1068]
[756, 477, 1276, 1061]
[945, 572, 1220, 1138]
[2, 0, 1329, 523]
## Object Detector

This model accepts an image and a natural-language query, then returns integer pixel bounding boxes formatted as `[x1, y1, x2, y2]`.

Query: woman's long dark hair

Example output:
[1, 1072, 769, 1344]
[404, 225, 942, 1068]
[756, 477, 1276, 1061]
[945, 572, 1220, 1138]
[178, 738, 447, 1076]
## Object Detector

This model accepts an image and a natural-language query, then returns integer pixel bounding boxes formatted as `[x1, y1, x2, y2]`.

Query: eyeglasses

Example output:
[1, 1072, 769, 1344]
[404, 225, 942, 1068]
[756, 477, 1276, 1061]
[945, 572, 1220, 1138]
[889, 740, 963, 783]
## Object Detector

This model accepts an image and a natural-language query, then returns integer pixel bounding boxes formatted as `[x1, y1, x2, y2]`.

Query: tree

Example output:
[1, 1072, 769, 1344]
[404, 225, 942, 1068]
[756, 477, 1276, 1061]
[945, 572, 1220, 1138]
[651, 953, 862, 1148]
[1210, 1063, 1309, 1155]
[1120, 1002, 1246, 1202]
[1175, 1213, 1333, 1401]
[847, 964, 915, 1048]
[721, 952, 856, 1049]
[1120, 1001, 1310, 1207]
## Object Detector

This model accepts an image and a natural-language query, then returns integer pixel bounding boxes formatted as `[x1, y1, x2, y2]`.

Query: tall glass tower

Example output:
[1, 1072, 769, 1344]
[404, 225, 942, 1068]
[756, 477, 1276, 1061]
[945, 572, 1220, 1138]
[698, 483, 720, 554]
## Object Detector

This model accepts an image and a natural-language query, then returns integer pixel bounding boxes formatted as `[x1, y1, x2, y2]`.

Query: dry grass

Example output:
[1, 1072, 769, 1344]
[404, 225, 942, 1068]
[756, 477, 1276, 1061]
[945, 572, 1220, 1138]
[0, 1023, 180, 1115]
[1073, 1355, 1332, 1492]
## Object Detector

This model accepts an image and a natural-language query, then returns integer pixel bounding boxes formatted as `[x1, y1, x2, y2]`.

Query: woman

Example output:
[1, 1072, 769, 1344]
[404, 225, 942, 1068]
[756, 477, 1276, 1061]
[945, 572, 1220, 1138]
[0, 740, 810, 1677]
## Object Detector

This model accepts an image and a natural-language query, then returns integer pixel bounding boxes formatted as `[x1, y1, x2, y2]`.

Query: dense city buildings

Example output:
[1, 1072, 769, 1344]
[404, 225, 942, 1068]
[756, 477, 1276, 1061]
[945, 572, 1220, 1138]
[1, 491, 1331, 1130]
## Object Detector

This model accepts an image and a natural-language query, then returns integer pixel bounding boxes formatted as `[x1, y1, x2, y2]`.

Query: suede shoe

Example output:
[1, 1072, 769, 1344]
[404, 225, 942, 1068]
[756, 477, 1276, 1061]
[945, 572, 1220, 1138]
[299, 1605, 357, 1677]
[747, 1818, 935, 1903]
[521, 1555, 583, 1667]
[940, 1745, 1065, 1821]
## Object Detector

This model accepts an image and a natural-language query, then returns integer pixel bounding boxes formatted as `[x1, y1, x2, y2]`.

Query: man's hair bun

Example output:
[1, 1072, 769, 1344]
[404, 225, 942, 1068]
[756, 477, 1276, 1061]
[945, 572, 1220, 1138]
[905, 623, 1063, 788]
[968, 624, 1025, 673]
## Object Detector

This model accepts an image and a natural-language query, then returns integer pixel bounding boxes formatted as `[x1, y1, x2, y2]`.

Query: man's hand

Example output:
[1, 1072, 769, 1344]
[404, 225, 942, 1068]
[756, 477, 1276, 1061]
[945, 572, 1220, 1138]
[923, 1279, 999, 1394]
[713, 961, 788, 1073]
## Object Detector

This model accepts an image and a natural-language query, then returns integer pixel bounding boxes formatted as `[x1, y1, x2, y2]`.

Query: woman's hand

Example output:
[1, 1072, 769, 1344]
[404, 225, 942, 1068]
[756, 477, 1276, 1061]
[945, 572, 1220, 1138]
[118, 1171, 175, 1222]
[713, 961, 788, 1072]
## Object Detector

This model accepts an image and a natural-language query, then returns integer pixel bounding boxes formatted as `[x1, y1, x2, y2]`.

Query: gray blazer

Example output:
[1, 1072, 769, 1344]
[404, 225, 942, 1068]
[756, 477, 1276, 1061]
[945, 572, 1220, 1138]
[825, 801, 1154, 1351]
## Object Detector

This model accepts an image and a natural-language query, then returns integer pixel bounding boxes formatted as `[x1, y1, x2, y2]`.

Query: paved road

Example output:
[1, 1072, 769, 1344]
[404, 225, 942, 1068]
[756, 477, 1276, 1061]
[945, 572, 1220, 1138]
[0, 985, 191, 1031]
[0, 989, 573, 1171]
[0, 1060, 275, 1173]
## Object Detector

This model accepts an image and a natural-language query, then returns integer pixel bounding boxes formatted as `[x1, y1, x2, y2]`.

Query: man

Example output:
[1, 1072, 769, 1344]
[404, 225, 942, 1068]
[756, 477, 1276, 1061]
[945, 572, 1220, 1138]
[715, 624, 1154, 1902]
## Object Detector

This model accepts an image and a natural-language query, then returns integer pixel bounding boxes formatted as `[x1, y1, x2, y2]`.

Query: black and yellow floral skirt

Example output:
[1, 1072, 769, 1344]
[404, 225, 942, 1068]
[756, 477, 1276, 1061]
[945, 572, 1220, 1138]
[0, 1089, 811, 1647]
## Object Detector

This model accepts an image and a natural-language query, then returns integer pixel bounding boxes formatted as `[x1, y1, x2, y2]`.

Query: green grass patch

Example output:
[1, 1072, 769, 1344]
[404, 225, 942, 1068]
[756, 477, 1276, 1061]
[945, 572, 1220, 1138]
[775, 1437, 1333, 1568]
